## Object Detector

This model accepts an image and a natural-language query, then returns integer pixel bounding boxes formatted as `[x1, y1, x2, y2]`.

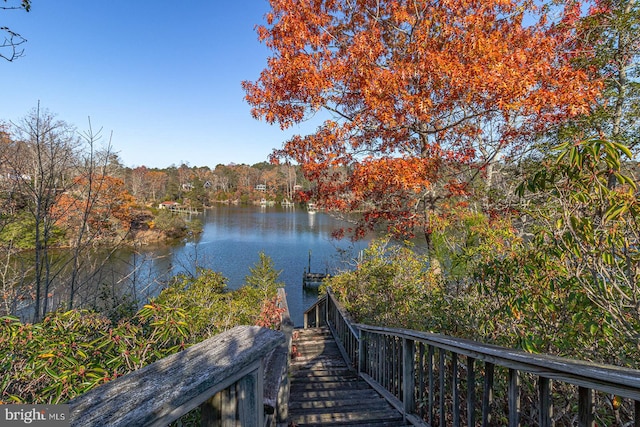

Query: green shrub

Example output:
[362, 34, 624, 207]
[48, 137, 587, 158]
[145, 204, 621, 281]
[0, 253, 284, 404]
[0, 213, 66, 250]
[151, 210, 187, 238]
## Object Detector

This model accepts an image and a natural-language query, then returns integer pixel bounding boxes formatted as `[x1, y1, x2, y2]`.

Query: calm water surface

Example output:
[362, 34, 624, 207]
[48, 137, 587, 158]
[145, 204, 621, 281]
[130, 205, 370, 326]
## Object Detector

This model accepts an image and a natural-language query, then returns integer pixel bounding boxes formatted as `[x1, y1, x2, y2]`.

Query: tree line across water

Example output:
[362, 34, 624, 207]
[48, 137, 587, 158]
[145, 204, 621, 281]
[0, 106, 314, 323]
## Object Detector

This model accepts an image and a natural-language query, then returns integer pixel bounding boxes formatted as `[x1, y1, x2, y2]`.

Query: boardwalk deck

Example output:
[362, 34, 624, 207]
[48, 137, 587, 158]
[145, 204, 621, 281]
[288, 327, 411, 427]
[302, 272, 329, 287]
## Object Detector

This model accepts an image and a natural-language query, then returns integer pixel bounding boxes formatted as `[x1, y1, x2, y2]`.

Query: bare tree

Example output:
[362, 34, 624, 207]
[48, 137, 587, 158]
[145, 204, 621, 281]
[0, 123, 28, 315]
[280, 164, 298, 201]
[1, 0, 31, 62]
[65, 120, 120, 308]
[6, 104, 79, 321]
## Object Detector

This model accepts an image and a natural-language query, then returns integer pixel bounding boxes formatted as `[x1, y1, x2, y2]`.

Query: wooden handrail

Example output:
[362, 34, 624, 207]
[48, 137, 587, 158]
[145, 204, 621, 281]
[358, 324, 640, 401]
[325, 288, 359, 369]
[303, 293, 327, 328]
[263, 287, 294, 426]
[306, 289, 640, 426]
[68, 326, 286, 426]
[326, 288, 359, 338]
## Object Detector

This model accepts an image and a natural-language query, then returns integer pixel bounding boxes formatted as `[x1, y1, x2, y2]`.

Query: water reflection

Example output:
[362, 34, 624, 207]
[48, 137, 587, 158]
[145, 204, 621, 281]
[164, 205, 369, 325]
[11, 206, 370, 326]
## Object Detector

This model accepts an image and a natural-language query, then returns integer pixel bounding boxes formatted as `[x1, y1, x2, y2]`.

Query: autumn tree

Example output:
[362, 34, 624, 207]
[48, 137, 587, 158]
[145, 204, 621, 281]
[0, 122, 30, 315]
[260, 167, 280, 195]
[1, 108, 131, 320]
[235, 164, 259, 193]
[0, 123, 16, 220]
[244, 0, 601, 244]
[55, 175, 134, 239]
[51, 123, 132, 308]
[128, 166, 149, 201]
[177, 163, 192, 193]
[126, 167, 167, 204]
[212, 164, 235, 193]
[279, 163, 298, 201]
[146, 170, 168, 202]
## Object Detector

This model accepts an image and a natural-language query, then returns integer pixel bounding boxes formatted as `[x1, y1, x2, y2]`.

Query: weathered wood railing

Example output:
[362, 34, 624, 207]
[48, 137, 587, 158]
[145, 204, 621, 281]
[304, 288, 640, 426]
[304, 288, 358, 369]
[69, 288, 293, 427]
[264, 287, 294, 426]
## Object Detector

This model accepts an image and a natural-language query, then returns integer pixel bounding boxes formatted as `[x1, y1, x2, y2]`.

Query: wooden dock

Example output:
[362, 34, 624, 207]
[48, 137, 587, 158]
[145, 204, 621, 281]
[302, 250, 330, 287]
[168, 206, 200, 214]
[302, 272, 329, 286]
[288, 327, 411, 426]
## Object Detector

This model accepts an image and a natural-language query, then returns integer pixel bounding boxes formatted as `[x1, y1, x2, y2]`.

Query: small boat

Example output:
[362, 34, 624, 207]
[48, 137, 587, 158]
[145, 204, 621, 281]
[307, 202, 317, 213]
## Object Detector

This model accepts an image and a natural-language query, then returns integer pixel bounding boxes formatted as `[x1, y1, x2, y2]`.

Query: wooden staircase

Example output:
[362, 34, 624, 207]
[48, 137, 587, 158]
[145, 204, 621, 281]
[288, 327, 411, 427]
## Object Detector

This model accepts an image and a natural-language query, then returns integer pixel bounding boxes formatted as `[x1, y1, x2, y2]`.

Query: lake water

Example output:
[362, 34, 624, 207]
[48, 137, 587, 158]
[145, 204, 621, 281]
[121, 205, 371, 326]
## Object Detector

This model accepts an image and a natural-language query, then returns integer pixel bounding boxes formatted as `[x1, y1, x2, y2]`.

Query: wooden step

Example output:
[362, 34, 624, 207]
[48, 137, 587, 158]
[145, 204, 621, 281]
[289, 396, 394, 411]
[289, 408, 406, 426]
[291, 358, 348, 369]
[291, 380, 373, 393]
[287, 327, 411, 427]
[290, 388, 383, 401]
[290, 374, 359, 383]
[290, 367, 353, 378]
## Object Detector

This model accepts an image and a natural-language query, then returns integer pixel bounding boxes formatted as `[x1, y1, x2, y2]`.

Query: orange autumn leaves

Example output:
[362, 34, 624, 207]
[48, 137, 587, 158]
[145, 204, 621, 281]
[244, 0, 602, 238]
[53, 175, 135, 240]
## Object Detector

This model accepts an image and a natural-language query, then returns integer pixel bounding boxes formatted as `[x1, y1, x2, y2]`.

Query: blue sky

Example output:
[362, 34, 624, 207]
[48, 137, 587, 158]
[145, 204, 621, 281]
[0, 1, 317, 168]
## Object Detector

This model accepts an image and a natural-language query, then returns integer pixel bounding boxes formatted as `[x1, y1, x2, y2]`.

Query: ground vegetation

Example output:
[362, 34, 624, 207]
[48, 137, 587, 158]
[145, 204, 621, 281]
[0, 253, 285, 404]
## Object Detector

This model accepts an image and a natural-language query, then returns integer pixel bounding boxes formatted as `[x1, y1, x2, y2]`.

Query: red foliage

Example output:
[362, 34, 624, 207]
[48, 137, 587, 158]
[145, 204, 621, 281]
[244, 0, 602, 239]
[255, 295, 286, 329]
[53, 175, 136, 238]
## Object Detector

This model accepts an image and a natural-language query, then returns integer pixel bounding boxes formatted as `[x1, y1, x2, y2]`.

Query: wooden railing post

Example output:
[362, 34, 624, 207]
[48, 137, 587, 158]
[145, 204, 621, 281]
[578, 387, 595, 427]
[201, 364, 263, 427]
[428, 345, 434, 425]
[324, 292, 330, 326]
[467, 357, 476, 426]
[358, 329, 365, 374]
[201, 387, 233, 427]
[439, 349, 446, 427]
[539, 377, 552, 427]
[402, 338, 415, 417]
[508, 368, 520, 427]
[238, 365, 264, 427]
[273, 287, 293, 425]
[452, 353, 460, 427]
[482, 362, 495, 427]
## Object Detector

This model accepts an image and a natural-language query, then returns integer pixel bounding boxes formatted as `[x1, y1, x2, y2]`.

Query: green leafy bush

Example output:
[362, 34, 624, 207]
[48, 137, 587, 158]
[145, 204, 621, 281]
[0, 253, 284, 404]
[325, 238, 492, 338]
[0, 213, 66, 250]
[0, 304, 188, 404]
[151, 210, 187, 238]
